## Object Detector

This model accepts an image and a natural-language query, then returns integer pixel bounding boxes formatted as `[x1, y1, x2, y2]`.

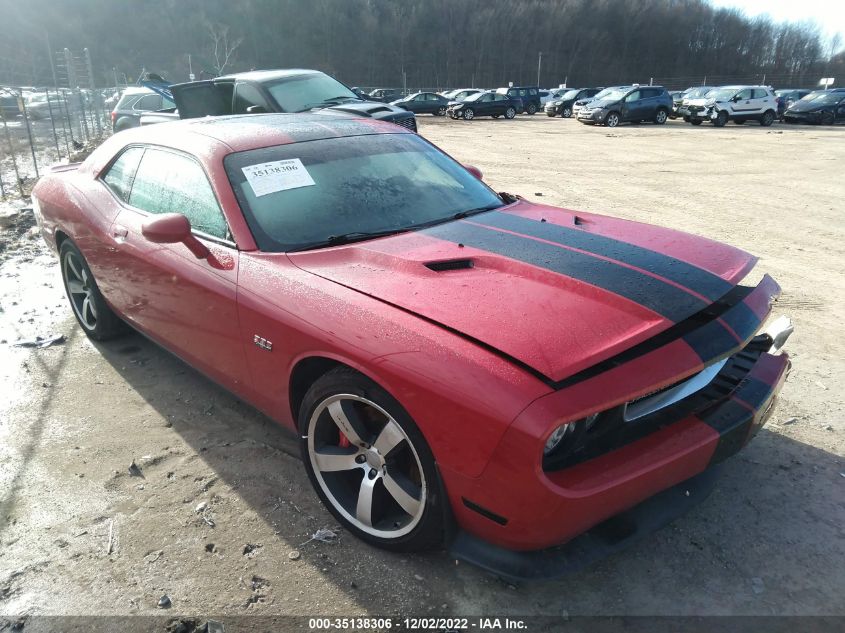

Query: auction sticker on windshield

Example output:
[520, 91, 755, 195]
[242, 159, 316, 196]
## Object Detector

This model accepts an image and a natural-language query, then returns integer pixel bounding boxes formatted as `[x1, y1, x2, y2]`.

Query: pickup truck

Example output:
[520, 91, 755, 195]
[138, 68, 417, 131]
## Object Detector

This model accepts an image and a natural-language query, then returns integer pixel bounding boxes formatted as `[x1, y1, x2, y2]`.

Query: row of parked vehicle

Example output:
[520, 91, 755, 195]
[0, 86, 113, 121]
[538, 83, 845, 128]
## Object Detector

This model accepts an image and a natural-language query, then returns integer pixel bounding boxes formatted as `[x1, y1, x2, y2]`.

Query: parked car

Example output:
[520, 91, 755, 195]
[139, 69, 417, 132]
[24, 92, 67, 120]
[1, 91, 20, 119]
[679, 85, 778, 127]
[545, 88, 602, 118]
[495, 86, 541, 114]
[576, 85, 673, 127]
[775, 88, 812, 118]
[783, 89, 845, 125]
[111, 87, 175, 132]
[32, 113, 792, 580]
[572, 86, 625, 118]
[447, 91, 521, 120]
[391, 92, 451, 116]
[368, 88, 404, 103]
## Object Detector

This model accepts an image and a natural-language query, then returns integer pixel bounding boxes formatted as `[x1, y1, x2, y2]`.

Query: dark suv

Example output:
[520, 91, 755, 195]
[496, 86, 541, 114]
[544, 88, 602, 117]
[576, 85, 673, 127]
[146, 70, 417, 132]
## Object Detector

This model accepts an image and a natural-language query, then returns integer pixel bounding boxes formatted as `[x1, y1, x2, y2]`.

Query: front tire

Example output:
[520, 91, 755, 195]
[59, 240, 124, 340]
[463, 108, 475, 120]
[820, 111, 835, 126]
[561, 106, 572, 118]
[605, 112, 620, 127]
[299, 368, 442, 552]
[713, 111, 729, 127]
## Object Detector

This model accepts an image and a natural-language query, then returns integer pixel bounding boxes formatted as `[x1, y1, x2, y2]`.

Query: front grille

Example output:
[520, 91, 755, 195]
[394, 116, 417, 132]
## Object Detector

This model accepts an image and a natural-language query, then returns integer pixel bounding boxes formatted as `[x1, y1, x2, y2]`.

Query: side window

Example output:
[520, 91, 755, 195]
[133, 94, 161, 111]
[507, 90, 517, 97]
[481, 93, 494, 102]
[752, 89, 769, 99]
[494, 93, 508, 101]
[102, 147, 145, 202]
[625, 90, 641, 102]
[129, 149, 229, 240]
[414, 94, 426, 101]
[529, 89, 538, 96]
[233, 83, 268, 114]
[735, 89, 752, 100]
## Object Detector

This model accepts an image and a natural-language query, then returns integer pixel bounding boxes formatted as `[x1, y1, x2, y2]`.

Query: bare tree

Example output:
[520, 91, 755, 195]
[207, 22, 243, 77]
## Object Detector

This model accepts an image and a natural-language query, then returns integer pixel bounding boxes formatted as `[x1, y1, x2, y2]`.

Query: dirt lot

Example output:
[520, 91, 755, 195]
[1, 116, 843, 627]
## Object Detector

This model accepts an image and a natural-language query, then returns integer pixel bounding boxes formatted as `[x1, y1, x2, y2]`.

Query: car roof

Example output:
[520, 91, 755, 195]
[216, 68, 325, 83]
[121, 87, 156, 96]
[113, 113, 411, 154]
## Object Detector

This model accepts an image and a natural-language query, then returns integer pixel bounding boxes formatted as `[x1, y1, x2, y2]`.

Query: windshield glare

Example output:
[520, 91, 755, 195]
[684, 87, 712, 99]
[463, 92, 484, 102]
[596, 88, 629, 102]
[561, 89, 579, 99]
[707, 88, 737, 101]
[266, 73, 358, 112]
[225, 133, 504, 252]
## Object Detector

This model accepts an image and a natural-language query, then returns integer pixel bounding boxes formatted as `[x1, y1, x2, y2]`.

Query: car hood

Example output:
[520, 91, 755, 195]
[786, 100, 826, 112]
[585, 99, 619, 108]
[320, 100, 411, 119]
[288, 203, 756, 382]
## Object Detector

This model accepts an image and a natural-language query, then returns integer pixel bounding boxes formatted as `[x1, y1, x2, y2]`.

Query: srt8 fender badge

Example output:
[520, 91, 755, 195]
[253, 335, 273, 351]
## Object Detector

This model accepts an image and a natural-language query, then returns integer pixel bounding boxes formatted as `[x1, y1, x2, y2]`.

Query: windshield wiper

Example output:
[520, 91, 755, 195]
[297, 96, 359, 111]
[289, 205, 503, 252]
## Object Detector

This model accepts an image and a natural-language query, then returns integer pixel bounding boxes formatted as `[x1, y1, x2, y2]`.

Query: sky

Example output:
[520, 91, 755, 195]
[710, 0, 845, 49]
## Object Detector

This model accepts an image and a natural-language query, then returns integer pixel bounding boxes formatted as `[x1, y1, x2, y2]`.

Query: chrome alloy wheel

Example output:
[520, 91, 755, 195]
[307, 394, 426, 538]
[62, 249, 98, 330]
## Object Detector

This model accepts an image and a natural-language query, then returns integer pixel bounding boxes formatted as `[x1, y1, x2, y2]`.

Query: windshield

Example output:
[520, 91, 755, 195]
[707, 88, 738, 101]
[561, 89, 579, 100]
[225, 133, 504, 252]
[463, 92, 485, 102]
[684, 87, 712, 99]
[595, 88, 630, 102]
[802, 91, 843, 105]
[266, 73, 358, 112]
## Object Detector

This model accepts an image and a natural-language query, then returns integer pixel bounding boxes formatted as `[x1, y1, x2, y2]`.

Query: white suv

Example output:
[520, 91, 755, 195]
[680, 85, 778, 127]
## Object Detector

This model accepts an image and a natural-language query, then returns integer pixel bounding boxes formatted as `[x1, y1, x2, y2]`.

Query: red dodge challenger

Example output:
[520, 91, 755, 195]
[32, 114, 792, 580]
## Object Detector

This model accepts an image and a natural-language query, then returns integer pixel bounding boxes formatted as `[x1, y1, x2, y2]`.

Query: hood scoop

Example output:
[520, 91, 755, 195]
[425, 258, 474, 272]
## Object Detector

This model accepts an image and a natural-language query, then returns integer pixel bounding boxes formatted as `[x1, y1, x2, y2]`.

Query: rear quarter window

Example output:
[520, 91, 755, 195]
[101, 147, 145, 202]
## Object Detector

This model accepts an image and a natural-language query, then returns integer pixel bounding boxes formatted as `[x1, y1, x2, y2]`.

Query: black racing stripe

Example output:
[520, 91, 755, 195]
[478, 211, 734, 301]
[424, 221, 706, 322]
[720, 300, 762, 340]
[733, 376, 774, 409]
[682, 319, 738, 362]
[700, 399, 753, 464]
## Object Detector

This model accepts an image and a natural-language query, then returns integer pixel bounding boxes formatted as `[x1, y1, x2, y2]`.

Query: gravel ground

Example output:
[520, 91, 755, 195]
[0, 115, 843, 628]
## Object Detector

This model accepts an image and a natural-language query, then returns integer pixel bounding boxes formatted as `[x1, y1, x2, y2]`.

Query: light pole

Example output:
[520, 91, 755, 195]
[537, 51, 542, 87]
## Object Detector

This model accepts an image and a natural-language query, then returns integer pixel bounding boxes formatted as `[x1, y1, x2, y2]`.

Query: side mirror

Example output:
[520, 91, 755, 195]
[246, 105, 267, 114]
[464, 164, 483, 181]
[141, 213, 210, 259]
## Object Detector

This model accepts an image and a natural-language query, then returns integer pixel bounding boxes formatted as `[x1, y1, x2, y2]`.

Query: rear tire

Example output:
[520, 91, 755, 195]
[526, 103, 537, 115]
[690, 119, 702, 125]
[299, 367, 442, 552]
[59, 240, 125, 341]
[436, 106, 446, 116]
[654, 108, 668, 124]
[504, 107, 516, 119]
[821, 111, 835, 125]
[760, 110, 775, 127]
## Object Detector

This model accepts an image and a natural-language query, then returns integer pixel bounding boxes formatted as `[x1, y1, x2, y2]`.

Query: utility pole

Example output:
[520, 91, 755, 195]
[188, 54, 194, 81]
[537, 51, 542, 87]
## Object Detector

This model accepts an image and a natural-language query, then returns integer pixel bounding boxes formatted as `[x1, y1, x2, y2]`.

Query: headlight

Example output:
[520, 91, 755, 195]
[543, 413, 599, 456]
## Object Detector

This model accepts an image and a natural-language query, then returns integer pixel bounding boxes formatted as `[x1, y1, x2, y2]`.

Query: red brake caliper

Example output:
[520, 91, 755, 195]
[338, 432, 351, 448]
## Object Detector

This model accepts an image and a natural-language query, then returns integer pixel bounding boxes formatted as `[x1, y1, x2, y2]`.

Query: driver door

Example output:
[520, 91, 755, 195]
[109, 146, 250, 388]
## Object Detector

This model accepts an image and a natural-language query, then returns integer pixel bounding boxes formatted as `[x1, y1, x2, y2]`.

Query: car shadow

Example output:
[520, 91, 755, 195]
[88, 329, 844, 616]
